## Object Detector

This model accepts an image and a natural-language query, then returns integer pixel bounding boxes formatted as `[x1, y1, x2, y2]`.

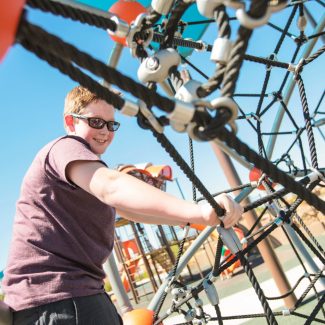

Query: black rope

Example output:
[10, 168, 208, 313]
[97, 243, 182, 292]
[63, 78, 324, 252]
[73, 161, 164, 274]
[20, 37, 125, 110]
[221, 0, 269, 97]
[196, 5, 230, 98]
[239, 255, 278, 325]
[150, 130, 225, 216]
[291, 223, 325, 265]
[160, 0, 191, 49]
[18, 19, 176, 114]
[26, 0, 117, 31]
[295, 74, 319, 169]
[202, 127, 325, 214]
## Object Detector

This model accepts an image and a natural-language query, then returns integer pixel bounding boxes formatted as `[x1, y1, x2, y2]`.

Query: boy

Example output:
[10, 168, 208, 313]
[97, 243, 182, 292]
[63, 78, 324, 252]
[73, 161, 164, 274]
[3, 86, 243, 324]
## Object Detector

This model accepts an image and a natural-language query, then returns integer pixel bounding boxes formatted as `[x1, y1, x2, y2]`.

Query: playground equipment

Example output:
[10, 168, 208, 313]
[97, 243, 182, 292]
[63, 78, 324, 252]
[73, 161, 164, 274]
[1, 0, 325, 324]
[114, 163, 218, 303]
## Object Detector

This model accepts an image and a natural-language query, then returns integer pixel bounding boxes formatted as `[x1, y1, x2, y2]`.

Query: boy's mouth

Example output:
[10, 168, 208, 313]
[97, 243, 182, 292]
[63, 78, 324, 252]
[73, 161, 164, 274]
[94, 138, 107, 144]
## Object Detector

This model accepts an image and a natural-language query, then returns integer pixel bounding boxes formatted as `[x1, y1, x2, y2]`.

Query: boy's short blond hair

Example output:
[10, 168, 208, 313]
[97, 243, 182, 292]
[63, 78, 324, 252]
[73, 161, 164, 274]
[64, 86, 100, 116]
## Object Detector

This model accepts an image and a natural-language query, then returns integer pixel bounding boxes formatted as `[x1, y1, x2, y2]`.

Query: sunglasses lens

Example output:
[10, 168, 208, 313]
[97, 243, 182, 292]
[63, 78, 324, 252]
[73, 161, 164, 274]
[108, 121, 120, 132]
[89, 118, 105, 129]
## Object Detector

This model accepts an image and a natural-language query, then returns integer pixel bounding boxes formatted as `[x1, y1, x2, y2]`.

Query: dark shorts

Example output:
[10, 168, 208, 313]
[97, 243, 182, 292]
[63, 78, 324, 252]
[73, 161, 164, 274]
[13, 293, 123, 325]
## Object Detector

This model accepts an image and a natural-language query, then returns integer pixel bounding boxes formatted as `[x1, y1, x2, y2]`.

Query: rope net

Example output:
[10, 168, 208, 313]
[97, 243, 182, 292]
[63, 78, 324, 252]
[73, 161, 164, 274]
[6, 0, 325, 323]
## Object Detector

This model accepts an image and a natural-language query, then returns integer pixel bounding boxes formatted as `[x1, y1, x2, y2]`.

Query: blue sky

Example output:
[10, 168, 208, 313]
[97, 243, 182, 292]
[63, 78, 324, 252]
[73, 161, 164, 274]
[0, 1, 324, 270]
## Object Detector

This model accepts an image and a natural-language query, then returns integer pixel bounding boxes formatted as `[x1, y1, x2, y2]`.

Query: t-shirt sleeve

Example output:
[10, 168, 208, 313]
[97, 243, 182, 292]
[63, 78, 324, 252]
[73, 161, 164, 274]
[47, 136, 107, 185]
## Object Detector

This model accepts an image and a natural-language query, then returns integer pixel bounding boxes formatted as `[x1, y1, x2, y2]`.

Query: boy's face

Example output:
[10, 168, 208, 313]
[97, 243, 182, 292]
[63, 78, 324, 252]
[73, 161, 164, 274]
[72, 99, 116, 155]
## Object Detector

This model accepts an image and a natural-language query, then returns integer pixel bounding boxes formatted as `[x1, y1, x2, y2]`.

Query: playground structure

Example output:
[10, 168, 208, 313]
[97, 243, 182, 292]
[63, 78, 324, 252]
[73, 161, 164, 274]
[112, 163, 225, 303]
[1, 0, 325, 324]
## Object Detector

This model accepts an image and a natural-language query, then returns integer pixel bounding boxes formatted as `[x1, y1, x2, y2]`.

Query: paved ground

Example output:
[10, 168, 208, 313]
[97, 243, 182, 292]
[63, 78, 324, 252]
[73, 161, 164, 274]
[120, 233, 325, 324]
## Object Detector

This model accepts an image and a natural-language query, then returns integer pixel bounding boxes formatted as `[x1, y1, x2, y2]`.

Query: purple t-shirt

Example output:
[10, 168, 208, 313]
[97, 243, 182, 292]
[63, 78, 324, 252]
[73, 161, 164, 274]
[3, 136, 116, 311]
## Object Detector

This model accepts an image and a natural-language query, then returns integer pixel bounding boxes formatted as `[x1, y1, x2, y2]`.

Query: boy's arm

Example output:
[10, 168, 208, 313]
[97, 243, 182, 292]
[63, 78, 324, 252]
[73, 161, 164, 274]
[66, 161, 243, 228]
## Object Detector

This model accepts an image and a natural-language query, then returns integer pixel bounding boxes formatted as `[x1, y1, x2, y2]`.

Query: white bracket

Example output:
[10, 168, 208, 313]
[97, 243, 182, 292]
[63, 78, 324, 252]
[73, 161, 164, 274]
[217, 225, 242, 255]
[137, 48, 181, 83]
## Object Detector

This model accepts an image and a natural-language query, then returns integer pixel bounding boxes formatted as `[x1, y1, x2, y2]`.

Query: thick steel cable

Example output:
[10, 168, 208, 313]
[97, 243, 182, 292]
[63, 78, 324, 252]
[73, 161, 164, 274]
[295, 270, 325, 310]
[304, 44, 325, 65]
[150, 130, 225, 216]
[196, 5, 230, 98]
[20, 38, 125, 110]
[207, 127, 325, 213]
[295, 75, 319, 169]
[280, 220, 325, 316]
[294, 213, 325, 257]
[221, 0, 269, 97]
[291, 223, 325, 264]
[160, 0, 191, 49]
[304, 294, 325, 325]
[26, 0, 117, 31]
[238, 254, 277, 325]
[18, 19, 177, 114]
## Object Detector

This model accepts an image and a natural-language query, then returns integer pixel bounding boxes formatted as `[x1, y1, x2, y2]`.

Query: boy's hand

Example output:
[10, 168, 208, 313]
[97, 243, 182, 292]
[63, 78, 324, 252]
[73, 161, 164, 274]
[201, 193, 243, 228]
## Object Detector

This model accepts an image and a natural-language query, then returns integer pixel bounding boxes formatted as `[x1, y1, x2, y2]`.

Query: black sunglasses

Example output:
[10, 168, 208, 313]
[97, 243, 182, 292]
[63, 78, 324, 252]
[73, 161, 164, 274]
[71, 114, 120, 132]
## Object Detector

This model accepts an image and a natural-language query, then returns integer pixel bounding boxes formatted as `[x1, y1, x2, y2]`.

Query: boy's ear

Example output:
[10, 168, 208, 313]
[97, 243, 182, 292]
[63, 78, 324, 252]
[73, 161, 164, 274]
[64, 115, 75, 132]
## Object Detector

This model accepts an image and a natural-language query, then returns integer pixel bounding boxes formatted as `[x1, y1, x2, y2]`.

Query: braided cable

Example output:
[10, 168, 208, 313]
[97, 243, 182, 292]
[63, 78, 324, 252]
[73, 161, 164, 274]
[197, 5, 230, 98]
[291, 223, 325, 264]
[18, 20, 178, 114]
[304, 293, 325, 325]
[20, 38, 125, 110]
[295, 75, 319, 169]
[294, 269, 325, 309]
[211, 128, 325, 213]
[221, 0, 269, 97]
[151, 130, 225, 216]
[188, 138, 197, 201]
[239, 255, 278, 325]
[294, 213, 325, 257]
[160, 0, 191, 49]
[26, 0, 117, 31]
[304, 44, 325, 65]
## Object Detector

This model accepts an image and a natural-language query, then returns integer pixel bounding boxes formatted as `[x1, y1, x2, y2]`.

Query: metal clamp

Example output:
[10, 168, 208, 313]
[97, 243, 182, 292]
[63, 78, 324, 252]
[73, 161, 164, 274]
[171, 287, 189, 299]
[203, 279, 219, 306]
[151, 0, 174, 15]
[185, 309, 196, 322]
[127, 14, 154, 55]
[210, 38, 232, 64]
[175, 79, 202, 102]
[236, 7, 271, 29]
[217, 225, 242, 255]
[169, 99, 195, 124]
[195, 40, 209, 52]
[210, 96, 239, 132]
[139, 100, 164, 133]
[108, 16, 130, 38]
[137, 48, 181, 83]
[120, 99, 139, 116]
[297, 15, 307, 32]
[196, 0, 223, 19]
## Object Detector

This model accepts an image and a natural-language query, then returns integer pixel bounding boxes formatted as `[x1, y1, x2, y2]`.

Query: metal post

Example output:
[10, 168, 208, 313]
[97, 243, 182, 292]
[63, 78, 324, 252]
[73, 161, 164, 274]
[266, 14, 325, 158]
[265, 14, 325, 288]
[104, 255, 133, 313]
[103, 42, 134, 314]
[210, 143, 297, 308]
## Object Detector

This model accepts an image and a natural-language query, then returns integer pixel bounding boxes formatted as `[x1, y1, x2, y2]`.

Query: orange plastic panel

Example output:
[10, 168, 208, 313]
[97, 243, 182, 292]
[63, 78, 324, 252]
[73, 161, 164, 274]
[0, 0, 26, 62]
[123, 309, 155, 325]
[146, 165, 173, 180]
[249, 167, 274, 191]
[108, 0, 147, 46]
